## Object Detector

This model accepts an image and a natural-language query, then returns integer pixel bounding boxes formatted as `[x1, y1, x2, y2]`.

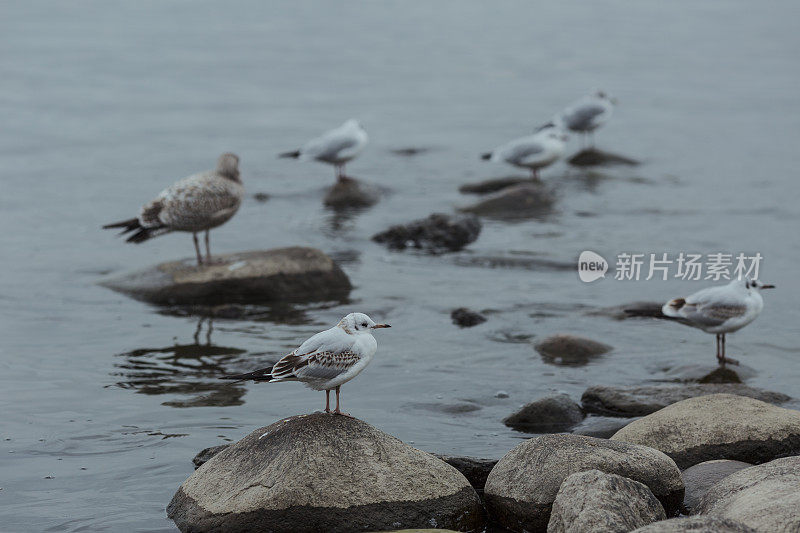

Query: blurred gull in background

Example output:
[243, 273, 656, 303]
[481, 123, 568, 180]
[280, 119, 368, 181]
[557, 90, 616, 148]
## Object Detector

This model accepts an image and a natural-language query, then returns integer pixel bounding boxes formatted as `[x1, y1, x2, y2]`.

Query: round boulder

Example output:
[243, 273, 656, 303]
[502, 393, 585, 433]
[323, 177, 381, 208]
[681, 460, 752, 514]
[611, 394, 800, 469]
[548, 470, 666, 533]
[99, 247, 352, 306]
[630, 516, 757, 533]
[695, 456, 800, 532]
[483, 433, 683, 532]
[535, 334, 612, 367]
[460, 183, 555, 220]
[167, 414, 485, 532]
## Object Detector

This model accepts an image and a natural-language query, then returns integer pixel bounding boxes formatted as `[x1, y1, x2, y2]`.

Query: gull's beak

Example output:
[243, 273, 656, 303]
[761, 284, 775, 289]
[372, 323, 391, 329]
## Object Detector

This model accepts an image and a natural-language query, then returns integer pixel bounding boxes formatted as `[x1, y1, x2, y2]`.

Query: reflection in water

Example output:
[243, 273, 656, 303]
[112, 318, 248, 407]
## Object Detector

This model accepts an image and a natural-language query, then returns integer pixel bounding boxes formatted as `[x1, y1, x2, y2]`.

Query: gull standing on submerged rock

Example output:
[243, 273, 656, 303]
[222, 312, 390, 415]
[279, 119, 368, 181]
[481, 123, 568, 180]
[103, 153, 244, 267]
[557, 91, 616, 147]
[660, 278, 775, 366]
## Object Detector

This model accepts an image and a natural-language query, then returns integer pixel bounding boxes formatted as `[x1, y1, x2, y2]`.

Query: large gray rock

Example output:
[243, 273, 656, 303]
[695, 456, 800, 532]
[681, 460, 752, 514]
[535, 334, 612, 366]
[611, 394, 800, 469]
[371, 213, 481, 253]
[460, 183, 555, 220]
[100, 247, 352, 305]
[483, 434, 683, 532]
[582, 385, 790, 417]
[503, 393, 585, 433]
[630, 516, 757, 532]
[168, 414, 484, 532]
[548, 470, 665, 533]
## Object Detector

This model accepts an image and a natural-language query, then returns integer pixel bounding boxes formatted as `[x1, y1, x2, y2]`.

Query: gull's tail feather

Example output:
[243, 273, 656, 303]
[104, 218, 168, 243]
[103, 218, 140, 234]
[279, 150, 301, 159]
[624, 301, 680, 320]
[220, 367, 273, 383]
[480, 152, 492, 161]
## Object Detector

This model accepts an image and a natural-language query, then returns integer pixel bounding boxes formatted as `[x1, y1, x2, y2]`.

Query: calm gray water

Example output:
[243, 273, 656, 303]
[2, 1, 799, 530]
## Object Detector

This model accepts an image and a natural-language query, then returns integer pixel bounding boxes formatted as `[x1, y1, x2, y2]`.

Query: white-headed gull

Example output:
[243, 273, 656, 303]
[280, 119, 368, 181]
[481, 123, 568, 179]
[223, 312, 390, 415]
[557, 91, 616, 147]
[103, 153, 243, 266]
[661, 278, 775, 366]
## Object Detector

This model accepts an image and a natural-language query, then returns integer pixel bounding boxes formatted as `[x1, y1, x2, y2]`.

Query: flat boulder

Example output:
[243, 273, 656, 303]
[695, 456, 800, 532]
[611, 394, 800, 469]
[503, 393, 585, 433]
[567, 148, 640, 167]
[372, 213, 481, 253]
[167, 414, 485, 532]
[630, 516, 757, 533]
[535, 334, 612, 366]
[323, 177, 381, 208]
[548, 470, 666, 533]
[100, 247, 352, 305]
[581, 384, 790, 417]
[458, 176, 534, 195]
[460, 183, 555, 220]
[681, 460, 752, 514]
[484, 433, 683, 532]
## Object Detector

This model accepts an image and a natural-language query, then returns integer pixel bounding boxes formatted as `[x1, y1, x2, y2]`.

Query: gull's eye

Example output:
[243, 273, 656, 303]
[361, 322, 368, 328]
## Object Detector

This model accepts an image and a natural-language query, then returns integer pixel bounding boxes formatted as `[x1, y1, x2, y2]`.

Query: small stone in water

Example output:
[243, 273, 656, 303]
[495, 391, 510, 398]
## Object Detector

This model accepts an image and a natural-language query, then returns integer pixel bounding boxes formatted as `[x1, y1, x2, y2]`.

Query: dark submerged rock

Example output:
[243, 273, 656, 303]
[503, 393, 585, 433]
[483, 433, 683, 532]
[681, 459, 752, 514]
[611, 394, 800, 469]
[323, 176, 381, 208]
[458, 176, 534, 195]
[581, 384, 790, 417]
[450, 307, 487, 328]
[590, 300, 666, 320]
[460, 183, 555, 220]
[662, 363, 756, 384]
[168, 414, 485, 533]
[192, 444, 230, 469]
[630, 516, 757, 533]
[547, 470, 666, 533]
[568, 148, 640, 167]
[535, 334, 612, 367]
[371, 213, 481, 253]
[100, 247, 352, 306]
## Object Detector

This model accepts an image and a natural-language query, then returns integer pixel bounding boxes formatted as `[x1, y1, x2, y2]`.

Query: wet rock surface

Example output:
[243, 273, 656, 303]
[581, 384, 790, 417]
[450, 307, 487, 327]
[460, 182, 555, 220]
[630, 516, 757, 533]
[548, 469, 666, 533]
[611, 394, 800, 469]
[323, 177, 381, 208]
[371, 213, 481, 253]
[695, 456, 800, 532]
[571, 415, 638, 439]
[681, 459, 752, 514]
[99, 247, 352, 306]
[568, 148, 640, 167]
[484, 433, 683, 532]
[432, 455, 497, 495]
[535, 334, 612, 366]
[503, 393, 585, 433]
[168, 414, 485, 533]
[458, 176, 534, 195]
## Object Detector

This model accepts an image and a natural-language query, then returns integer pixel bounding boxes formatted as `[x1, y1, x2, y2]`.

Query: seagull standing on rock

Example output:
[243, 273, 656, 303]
[481, 123, 568, 180]
[222, 312, 390, 416]
[280, 119, 368, 182]
[660, 278, 774, 366]
[103, 153, 244, 267]
[557, 90, 616, 148]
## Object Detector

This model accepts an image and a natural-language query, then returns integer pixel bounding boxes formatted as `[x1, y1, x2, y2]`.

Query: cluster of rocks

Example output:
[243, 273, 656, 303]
[371, 213, 481, 253]
[170, 393, 800, 532]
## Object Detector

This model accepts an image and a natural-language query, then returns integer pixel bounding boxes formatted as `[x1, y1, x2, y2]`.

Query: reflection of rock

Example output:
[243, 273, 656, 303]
[460, 183, 555, 220]
[503, 393, 585, 433]
[168, 414, 485, 532]
[450, 307, 487, 328]
[323, 177, 380, 208]
[631, 516, 757, 533]
[484, 433, 683, 532]
[696, 456, 800, 532]
[548, 470, 666, 533]
[581, 384, 790, 417]
[458, 176, 534, 195]
[568, 148, 640, 167]
[611, 394, 800, 469]
[100, 247, 352, 306]
[372, 213, 481, 253]
[535, 334, 612, 366]
[681, 459, 752, 514]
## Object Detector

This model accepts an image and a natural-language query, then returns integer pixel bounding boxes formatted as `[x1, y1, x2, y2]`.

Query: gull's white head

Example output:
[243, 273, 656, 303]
[343, 119, 364, 131]
[216, 152, 240, 181]
[744, 278, 775, 291]
[338, 312, 390, 334]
